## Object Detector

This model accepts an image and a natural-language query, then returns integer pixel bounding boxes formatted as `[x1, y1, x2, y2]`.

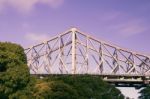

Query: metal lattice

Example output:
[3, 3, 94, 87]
[25, 28, 150, 84]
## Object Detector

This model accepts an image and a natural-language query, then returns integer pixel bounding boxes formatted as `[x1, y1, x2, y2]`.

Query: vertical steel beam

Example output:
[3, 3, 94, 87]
[86, 36, 89, 73]
[71, 28, 77, 74]
[99, 43, 103, 73]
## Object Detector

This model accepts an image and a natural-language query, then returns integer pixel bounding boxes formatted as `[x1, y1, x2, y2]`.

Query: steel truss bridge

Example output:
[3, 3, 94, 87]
[25, 28, 150, 87]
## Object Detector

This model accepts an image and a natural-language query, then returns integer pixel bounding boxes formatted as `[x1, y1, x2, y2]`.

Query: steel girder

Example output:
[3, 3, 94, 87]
[25, 28, 150, 79]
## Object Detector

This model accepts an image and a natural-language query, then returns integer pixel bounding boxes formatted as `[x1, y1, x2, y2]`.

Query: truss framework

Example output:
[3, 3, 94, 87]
[25, 28, 150, 79]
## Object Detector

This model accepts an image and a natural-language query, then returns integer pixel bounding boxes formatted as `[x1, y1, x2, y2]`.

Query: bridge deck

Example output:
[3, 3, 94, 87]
[31, 74, 150, 87]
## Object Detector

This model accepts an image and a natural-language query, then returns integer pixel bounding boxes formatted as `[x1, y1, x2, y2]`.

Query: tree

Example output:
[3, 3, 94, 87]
[139, 86, 150, 99]
[19, 77, 78, 99]
[45, 75, 124, 99]
[0, 42, 30, 98]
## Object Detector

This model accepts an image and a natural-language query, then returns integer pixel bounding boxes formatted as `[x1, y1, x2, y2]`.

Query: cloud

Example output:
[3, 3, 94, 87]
[0, 0, 64, 13]
[39, 0, 64, 8]
[110, 19, 147, 37]
[25, 33, 50, 43]
[99, 10, 121, 22]
[98, 11, 148, 37]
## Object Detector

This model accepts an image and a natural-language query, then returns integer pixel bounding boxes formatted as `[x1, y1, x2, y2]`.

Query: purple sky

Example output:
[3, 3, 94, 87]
[0, 0, 150, 98]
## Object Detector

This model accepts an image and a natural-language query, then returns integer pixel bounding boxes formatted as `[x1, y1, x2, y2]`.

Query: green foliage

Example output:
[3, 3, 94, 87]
[45, 75, 124, 99]
[49, 81, 78, 99]
[0, 42, 124, 99]
[0, 42, 30, 98]
[21, 77, 78, 99]
[0, 42, 27, 72]
[139, 86, 150, 99]
[26, 75, 124, 99]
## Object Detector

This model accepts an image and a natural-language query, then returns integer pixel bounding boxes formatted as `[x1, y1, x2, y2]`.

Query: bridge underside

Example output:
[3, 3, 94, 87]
[25, 28, 150, 85]
[32, 74, 149, 88]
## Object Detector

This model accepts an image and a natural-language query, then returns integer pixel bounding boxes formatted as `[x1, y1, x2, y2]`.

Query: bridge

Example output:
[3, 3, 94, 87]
[25, 28, 150, 87]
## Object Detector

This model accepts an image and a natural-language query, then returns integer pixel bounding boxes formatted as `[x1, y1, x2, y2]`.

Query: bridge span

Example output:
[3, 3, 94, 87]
[25, 28, 150, 87]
